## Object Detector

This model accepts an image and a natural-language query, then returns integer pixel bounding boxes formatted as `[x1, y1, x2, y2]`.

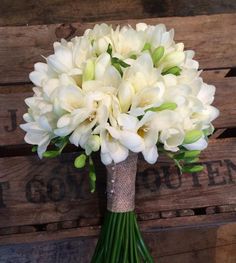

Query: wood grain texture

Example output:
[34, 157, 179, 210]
[0, 138, 235, 229]
[0, 70, 235, 148]
[1, 222, 236, 263]
[0, 14, 236, 84]
[0, 0, 236, 26]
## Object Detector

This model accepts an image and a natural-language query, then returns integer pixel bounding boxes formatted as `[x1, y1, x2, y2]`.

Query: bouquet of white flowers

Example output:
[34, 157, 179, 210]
[21, 23, 219, 262]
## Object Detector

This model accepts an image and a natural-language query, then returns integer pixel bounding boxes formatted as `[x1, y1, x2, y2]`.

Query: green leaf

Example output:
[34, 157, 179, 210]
[111, 57, 130, 68]
[183, 130, 203, 144]
[113, 62, 123, 76]
[162, 66, 182, 76]
[142, 43, 151, 51]
[118, 59, 130, 68]
[182, 165, 204, 173]
[43, 150, 60, 158]
[174, 152, 185, 160]
[145, 102, 177, 113]
[74, 154, 87, 169]
[107, 43, 112, 56]
[184, 150, 201, 158]
[32, 146, 37, 153]
[152, 46, 165, 66]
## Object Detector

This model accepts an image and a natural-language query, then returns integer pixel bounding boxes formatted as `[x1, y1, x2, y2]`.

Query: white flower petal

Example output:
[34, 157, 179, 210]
[142, 145, 158, 164]
[183, 137, 208, 150]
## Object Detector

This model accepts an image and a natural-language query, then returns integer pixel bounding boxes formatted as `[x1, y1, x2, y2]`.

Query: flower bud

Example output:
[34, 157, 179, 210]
[83, 59, 95, 82]
[152, 46, 165, 66]
[183, 130, 203, 144]
[74, 154, 87, 168]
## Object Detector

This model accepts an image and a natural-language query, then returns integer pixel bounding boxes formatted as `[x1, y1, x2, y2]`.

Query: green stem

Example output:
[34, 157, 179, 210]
[111, 213, 125, 263]
[129, 212, 134, 263]
[122, 213, 129, 263]
[91, 211, 155, 263]
[134, 218, 154, 263]
[132, 212, 140, 263]
[107, 213, 118, 261]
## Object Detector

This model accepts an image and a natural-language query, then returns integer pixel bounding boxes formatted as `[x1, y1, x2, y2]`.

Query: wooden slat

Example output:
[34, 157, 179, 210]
[0, 221, 236, 263]
[0, 70, 235, 148]
[1, 0, 236, 26]
[0, 138, 235, 228]
[0, 14, 236, 84]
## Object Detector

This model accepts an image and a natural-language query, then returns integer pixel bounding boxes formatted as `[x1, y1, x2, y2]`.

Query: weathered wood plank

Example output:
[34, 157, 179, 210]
[0, 138, 235, 228]
[1, 222, 236, 263]
[0, 14, 235, 84]
[0, 70, 235, 148]
[1, 0, 236, 26]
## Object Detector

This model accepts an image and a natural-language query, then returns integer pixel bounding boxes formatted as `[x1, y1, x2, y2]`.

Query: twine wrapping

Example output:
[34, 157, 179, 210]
[106, 153, 138, 212]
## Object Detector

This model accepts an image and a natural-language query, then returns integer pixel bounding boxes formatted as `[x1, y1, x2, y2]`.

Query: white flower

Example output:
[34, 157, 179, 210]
[160, 127, 184, 152]
[136, 112, 159, 163]
[47, 41, 74, 74]
[100, 128, 129, 165]
[21, 22, 219, 165]
[29, 62, 56, 87]
[111, 25, 145, 57]
[106, 116, 145, 153]
[20, 114, 56, 158]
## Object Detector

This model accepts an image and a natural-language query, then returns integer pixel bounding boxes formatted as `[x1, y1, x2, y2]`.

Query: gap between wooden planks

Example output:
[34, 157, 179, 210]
[0, 14, 235, 84]
[1, 0, 236, 27]
[0, 220, 236, 263]
[0, 69, 235, 148]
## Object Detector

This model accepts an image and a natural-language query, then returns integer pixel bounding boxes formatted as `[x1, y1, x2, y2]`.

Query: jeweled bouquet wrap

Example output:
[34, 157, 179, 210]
[20, 22, 219, 262]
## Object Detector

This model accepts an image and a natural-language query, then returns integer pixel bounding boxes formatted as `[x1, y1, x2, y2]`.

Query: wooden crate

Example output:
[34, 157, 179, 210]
[0, 1, 236, 262]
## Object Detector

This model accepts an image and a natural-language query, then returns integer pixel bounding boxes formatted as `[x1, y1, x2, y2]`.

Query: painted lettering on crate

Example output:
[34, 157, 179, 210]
[136, 159, 236, 192]
[0, 159, 235, 207]
[25, 176, 69, 203]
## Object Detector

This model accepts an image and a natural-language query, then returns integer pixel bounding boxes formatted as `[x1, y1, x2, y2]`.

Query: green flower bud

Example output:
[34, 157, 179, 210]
[152, 46, 165, 66]
[83, 59, 95, 82]
[184, 150, 201, 158]
[183, 130, 203, 144]
[74, 154, 87, 168]
[89, 171, 96, 193]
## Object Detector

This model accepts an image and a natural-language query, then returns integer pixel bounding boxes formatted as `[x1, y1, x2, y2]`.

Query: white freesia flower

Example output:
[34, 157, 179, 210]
[21, 22, 219, 165]
[20, 114, 56, 157]
[160, 127, 184, 152]
[29, 62, 55, 87]
[100, 128, 129, 165]
[111, 25, 145, 58]
[136, 112, 159, 163]
[47, 41, 74, 74]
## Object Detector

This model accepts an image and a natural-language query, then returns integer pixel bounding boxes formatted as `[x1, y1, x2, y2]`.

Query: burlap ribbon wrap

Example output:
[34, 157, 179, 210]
[106, 153, 138, 213]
